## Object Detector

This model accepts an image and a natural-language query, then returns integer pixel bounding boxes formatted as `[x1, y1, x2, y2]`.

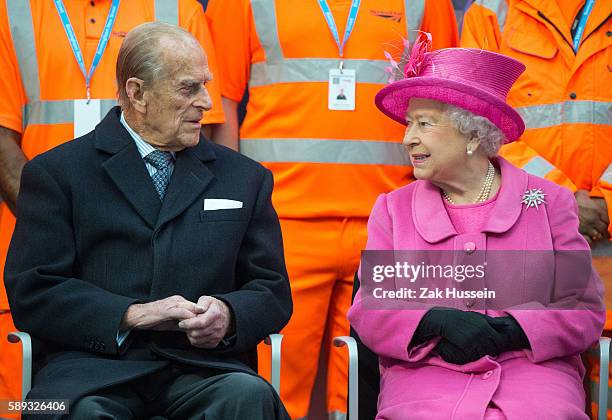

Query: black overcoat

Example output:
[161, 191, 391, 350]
[4, 107, 292, 405]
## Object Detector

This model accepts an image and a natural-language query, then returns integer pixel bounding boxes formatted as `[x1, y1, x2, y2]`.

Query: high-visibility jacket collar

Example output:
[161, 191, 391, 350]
[513, 0, 611, 73]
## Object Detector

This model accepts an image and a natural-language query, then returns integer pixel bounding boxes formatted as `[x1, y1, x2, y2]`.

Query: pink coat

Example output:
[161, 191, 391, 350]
[347, 158, 605, 420]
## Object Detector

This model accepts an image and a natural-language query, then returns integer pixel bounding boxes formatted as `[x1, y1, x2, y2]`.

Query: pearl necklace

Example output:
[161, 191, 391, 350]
[442, 161, 495, 205]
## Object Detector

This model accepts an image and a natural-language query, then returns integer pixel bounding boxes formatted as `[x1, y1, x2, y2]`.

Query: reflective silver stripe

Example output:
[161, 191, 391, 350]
[241, 139, 412, 165]
[251, 0, 283, 63]
[602, 163, 612, 184]
[516, 101, 612, 129]
[592, 240, 612, 257]
[249, 0, 400, 86]
[99, 99, 117, 117]
[475, 0, 508, 32]
[405, 0, 425, 43]
[24, 99, 118, 126]
[521, 156, 555, 178]
[250, 58, 388, 86]
[328, 410, 347, 420]
[6, 0, 40, 102]
[154, 0, 179, 25]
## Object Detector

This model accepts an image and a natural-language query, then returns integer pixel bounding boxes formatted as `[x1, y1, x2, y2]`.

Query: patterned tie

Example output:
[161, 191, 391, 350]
[144, 150, 174, 200]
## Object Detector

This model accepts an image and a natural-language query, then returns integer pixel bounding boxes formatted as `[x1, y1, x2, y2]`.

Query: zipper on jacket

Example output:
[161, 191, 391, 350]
[538, 11, 612, 53]
[537, 11, 574, 52]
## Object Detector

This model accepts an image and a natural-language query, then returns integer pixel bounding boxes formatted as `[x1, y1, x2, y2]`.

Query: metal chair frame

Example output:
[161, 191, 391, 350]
[8, 332, 284, 399]
[334, 335, 611, 420]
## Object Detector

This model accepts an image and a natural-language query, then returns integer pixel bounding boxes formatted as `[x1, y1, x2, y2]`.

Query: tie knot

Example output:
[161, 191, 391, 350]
[144, 150, 173, 171]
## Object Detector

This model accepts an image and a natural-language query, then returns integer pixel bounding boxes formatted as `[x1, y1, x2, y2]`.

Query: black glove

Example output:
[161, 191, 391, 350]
[487, 316, 531, 351]
[434, 315, 531, 364]
[412, 307, 507, 364]
[434, 338, 476, 365]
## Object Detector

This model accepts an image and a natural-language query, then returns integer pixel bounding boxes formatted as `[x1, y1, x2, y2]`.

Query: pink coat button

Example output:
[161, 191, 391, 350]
[482, 370, 493, 380]
[464, 242, 476, 254]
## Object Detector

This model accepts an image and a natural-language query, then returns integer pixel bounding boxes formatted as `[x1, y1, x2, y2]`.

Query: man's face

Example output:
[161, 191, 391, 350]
[141, 42, 212, 152]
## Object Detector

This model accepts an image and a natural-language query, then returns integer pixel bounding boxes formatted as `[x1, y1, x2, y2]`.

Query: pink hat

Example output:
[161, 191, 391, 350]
[375, 44, 526, 142]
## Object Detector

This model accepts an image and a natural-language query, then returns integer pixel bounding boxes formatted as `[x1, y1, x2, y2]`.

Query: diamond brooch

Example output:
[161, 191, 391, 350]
[521, 188, 547, 209]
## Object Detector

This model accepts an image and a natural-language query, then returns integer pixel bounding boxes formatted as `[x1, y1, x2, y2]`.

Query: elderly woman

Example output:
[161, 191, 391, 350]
[347, 43, 605, 419]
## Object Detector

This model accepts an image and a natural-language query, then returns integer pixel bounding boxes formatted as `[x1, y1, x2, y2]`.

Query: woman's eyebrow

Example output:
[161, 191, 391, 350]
[405, 112, 437, 120]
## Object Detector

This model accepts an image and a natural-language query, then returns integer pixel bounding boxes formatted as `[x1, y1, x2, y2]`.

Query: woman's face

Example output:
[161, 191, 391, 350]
[403, 98, 472, 184]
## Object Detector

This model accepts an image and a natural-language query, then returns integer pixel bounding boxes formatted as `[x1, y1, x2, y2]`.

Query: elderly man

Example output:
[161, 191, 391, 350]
[4, 22, 292, 419]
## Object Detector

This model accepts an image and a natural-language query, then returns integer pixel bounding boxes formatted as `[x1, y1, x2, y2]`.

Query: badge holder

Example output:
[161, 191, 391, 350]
[74, 98, 101, 137]
[328, 61, 356, 111]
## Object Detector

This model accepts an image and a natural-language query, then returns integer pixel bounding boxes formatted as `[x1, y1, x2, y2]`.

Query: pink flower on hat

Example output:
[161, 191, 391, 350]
[384, 32, 433, 84]
[403, 32, 432, 78]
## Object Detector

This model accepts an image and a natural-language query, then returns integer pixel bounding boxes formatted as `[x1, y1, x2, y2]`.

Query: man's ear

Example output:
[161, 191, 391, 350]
[125, 78, 147, 113]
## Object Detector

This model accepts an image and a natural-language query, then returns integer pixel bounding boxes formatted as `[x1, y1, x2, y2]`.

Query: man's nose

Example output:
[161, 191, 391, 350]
[195, 85, 213, 111]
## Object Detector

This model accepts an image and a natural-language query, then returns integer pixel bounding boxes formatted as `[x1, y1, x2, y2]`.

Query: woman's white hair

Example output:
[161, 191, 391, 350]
[445, 104, 505, 157]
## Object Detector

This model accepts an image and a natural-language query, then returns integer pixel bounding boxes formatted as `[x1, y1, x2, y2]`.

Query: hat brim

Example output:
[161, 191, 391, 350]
[374, 77, 525, 142]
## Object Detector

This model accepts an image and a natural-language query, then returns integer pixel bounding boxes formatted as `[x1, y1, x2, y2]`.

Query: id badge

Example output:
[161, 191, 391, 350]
[74, 99, 101, 137]
[328, 69, 356, 111]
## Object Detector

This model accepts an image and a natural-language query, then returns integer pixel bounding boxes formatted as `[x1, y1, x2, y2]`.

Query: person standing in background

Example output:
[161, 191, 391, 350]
[0, 1, 225, 414]
[207, 1, 458, 418]
[461, 1, 611, 415]
[461, 0, 611, 250]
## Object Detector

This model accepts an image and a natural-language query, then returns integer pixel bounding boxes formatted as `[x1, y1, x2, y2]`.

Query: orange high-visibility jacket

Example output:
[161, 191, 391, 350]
[208, 0, 458, 219]
[0, 0, 226, 310]
[461, 0, 612, 237]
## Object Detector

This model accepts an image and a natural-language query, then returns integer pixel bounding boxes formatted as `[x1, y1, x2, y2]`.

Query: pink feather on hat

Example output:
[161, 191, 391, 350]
[384, 32, 433, 84]
[403, 32, 432, 78]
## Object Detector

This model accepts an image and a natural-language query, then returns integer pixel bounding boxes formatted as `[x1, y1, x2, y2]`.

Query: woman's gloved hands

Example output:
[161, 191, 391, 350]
[487, 315, 530, 351]
[411, 308, 530, 365]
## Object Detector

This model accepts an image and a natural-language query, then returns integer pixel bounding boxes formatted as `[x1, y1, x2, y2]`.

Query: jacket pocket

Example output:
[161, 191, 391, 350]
[506, 26, 558, 59]
[199, 207, 249, 222]
[503, 26, 559, 104]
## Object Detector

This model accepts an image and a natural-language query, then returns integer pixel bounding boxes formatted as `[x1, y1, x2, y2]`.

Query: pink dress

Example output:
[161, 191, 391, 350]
[444, 194, 505, 420]
[443, 191, 498, 234]
[348, 157, 605, 420]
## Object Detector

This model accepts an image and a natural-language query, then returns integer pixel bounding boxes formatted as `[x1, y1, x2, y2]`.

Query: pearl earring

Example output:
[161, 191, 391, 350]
[467, 149, 473, 155]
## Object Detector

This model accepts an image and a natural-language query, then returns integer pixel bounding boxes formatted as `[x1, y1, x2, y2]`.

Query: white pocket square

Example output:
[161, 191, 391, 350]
[203, 199, 243, 211]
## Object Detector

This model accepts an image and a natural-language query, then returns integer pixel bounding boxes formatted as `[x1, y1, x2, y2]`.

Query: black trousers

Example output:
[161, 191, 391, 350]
[67, 364, 288, 420]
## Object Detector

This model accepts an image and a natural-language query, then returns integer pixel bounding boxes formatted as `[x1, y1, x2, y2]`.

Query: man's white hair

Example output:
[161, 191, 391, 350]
[116, 21, 201, 109]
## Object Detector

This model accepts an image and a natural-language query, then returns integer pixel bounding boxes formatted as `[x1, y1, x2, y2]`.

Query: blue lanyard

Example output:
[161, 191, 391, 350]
[317, 0, 361, 59]
[572, 0, 595, 51]
[53, 0, 120, 101]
